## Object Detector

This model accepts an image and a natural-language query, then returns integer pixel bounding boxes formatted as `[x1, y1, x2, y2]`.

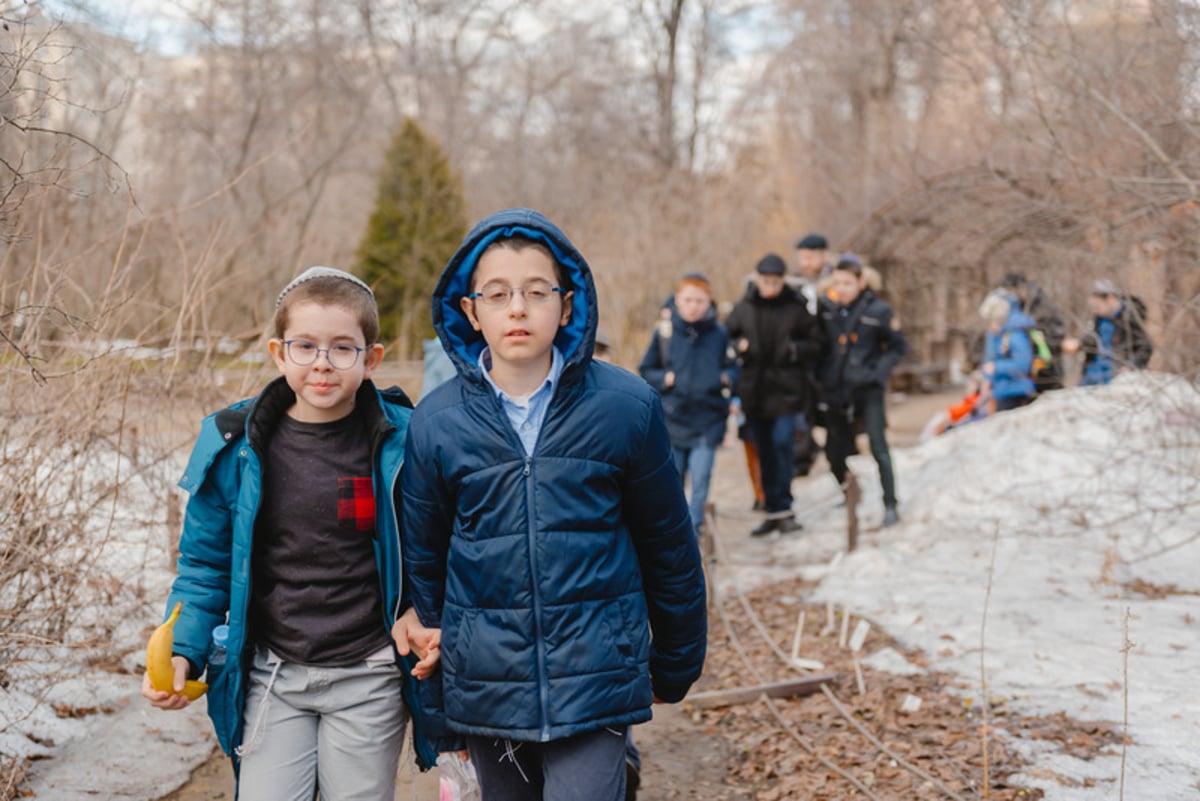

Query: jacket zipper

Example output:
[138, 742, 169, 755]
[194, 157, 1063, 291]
[523, 455, 551, 741]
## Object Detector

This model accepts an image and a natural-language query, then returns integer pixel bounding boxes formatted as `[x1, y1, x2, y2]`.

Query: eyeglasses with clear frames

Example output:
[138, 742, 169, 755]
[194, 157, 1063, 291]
[283, 339, 365, 370]
[466, 280, 566, 307]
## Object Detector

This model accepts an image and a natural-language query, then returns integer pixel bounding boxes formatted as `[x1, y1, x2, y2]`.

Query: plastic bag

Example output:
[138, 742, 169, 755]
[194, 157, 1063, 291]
[438, 753, 481, 801]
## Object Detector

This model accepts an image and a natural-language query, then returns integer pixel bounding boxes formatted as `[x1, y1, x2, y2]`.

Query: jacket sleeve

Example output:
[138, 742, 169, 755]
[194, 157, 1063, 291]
[167, 441, 240, 673]
[400, 416, 453, 629]
[720, 330, 739, 388]
[994, 330, 1033, 379]
[621, 393, 707, 703]
[873, 307, 907, 382]
[786, 305, 823, 364]
[637, 330, 670, 390]
[1126, 316, 1154, 368]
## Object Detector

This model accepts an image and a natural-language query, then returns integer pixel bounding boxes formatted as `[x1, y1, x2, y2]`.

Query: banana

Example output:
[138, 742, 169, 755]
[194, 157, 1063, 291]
[146, 601, 208, 700]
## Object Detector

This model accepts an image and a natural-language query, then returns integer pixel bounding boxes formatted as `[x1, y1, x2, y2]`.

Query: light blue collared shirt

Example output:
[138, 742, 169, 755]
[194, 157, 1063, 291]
[479, 346, 565, 456]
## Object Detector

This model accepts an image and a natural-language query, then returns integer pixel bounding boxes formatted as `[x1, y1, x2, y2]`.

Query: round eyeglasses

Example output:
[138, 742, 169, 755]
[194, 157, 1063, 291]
[283, 339, 365, 370]
[466, 280, 566, 307]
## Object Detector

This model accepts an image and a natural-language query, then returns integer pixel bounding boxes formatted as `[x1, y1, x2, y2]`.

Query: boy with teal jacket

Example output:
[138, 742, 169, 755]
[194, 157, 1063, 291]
[143, 267, 439, 800]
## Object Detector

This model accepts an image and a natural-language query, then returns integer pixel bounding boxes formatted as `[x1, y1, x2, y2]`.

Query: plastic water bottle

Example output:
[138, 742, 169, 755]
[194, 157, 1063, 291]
[209, 624, 229, 668]
[730, 397, 746, 427]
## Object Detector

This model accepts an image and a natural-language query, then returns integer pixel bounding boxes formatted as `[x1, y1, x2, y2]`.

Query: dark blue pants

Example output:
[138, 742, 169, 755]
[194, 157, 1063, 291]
[747, 414, 796, 515]
[825, 389, 896, 509]
[466, 726, 628, 801]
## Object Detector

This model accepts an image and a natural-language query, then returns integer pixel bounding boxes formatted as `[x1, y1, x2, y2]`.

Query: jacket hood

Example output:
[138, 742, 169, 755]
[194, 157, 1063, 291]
[1003, 309, 1037, 332]
[432, 208, 596, 382]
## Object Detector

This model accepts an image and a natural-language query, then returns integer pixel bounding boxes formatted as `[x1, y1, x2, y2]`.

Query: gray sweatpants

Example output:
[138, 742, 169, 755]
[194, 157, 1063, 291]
[237, 646, 408, 801]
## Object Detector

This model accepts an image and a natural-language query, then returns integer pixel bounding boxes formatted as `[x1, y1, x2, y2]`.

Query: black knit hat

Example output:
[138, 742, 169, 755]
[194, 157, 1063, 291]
[755, 254, 787, 276]
[794, 233, 828, 251]
[1000, 271, 1027, 289]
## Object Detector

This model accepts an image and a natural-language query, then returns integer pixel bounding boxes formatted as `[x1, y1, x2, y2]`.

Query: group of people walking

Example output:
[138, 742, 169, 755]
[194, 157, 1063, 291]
[929, 272, 1155, 438]
[638, 235, 907, 536]
[139, 204, 1157, 801]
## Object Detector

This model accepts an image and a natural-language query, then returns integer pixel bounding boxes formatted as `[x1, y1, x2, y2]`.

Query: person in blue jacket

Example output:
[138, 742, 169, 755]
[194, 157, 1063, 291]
[401, 208, 708, 801]
[979, 290, 1037, 411]
[142, 267, 440, 800]
[638, 273, 737, 537]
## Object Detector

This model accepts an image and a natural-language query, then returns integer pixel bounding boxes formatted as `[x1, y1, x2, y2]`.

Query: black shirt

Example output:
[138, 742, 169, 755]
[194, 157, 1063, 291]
[250, 410, 390, 665]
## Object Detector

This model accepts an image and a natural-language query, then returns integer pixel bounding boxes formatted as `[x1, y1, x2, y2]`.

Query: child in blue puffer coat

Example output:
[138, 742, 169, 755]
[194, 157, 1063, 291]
[401, 209, 708, 801]
[979, 290, 1037, 411]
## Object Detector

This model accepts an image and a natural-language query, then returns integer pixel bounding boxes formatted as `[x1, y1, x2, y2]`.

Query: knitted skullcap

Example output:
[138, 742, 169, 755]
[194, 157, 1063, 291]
[276, 266, 374, 309]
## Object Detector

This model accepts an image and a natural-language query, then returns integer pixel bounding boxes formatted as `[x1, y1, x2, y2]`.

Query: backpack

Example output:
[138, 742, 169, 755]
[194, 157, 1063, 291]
[1001, 326, 1054, 380]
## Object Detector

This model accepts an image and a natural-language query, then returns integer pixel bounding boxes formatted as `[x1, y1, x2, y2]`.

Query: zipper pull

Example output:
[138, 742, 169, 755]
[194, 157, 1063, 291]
[523, 458, 531, 477]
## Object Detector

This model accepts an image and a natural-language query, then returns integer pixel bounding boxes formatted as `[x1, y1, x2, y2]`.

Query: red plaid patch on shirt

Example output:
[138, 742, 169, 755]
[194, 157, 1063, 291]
[337, 477, 376, 533]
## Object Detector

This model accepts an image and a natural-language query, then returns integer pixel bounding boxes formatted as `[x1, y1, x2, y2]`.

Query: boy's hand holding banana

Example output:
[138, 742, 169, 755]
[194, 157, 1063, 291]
[142, 602, 208, 710]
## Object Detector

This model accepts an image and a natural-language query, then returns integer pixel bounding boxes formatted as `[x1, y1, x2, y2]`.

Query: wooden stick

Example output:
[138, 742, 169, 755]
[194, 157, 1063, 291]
[688, 673, 839, 709]
[849, 619, 871, 653]
[839, 608, 850, 648]
[790, 609, 806, 660]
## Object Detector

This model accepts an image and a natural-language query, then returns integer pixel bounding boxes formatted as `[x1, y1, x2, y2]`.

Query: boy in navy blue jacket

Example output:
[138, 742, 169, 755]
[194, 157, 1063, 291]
[401, 209, 707, 801]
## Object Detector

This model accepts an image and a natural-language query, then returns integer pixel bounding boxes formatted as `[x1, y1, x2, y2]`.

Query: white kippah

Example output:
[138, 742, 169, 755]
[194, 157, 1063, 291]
[275, 266, 374, 309]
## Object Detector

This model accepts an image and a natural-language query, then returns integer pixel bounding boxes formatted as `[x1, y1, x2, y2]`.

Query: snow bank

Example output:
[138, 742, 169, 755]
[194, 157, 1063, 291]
[806, 374, 1200, 800]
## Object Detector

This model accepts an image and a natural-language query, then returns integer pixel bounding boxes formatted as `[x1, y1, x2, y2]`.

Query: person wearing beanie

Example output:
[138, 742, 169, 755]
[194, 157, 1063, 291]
[817, 255, 906, 528]
[724, 253, 823, 536]
[1062, 278, 1154, 385]
[144, 266, 442, 795]
[793, 234, 832, 316]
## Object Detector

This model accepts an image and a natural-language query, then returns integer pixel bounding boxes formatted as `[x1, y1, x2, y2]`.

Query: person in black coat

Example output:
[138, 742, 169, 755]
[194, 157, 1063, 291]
[724, 253, 823, 536]
[817, 255, 906, 528]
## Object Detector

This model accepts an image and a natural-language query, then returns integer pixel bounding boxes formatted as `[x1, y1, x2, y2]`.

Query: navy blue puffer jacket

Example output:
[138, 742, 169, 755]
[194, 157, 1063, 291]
[401, 208, 707, 743]
[638, 305, 737, 449]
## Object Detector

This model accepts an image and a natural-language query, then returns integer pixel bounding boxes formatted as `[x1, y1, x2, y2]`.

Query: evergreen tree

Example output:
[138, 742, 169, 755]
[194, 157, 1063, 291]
[357, 118, 467, 357]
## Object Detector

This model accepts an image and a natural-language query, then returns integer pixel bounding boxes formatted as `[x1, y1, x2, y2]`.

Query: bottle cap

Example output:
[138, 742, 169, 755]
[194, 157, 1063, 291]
[212, 624, 230, 647]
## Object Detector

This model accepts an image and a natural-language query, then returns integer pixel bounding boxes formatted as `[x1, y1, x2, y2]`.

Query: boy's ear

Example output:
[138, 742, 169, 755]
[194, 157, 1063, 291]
[362, 343, 385, 377]
[559, 290, 574, 328]
[268, 339, 288, 373]
[460, 297, 483, 331]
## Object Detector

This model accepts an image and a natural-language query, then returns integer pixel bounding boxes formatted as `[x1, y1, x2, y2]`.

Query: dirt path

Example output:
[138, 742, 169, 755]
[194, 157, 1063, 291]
[158, 388, 961, 800]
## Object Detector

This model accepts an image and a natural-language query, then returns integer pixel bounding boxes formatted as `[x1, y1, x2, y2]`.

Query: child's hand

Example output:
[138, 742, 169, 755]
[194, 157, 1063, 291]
[141, 656, 193, 710]
[392, 607, 442, 679]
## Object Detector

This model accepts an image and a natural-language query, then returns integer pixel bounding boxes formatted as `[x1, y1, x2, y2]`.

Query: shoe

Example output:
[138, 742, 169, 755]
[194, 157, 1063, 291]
[882, 506, 899, 528]
[625, 758, 640, 801]
[776, 516, 804, 534]
[750, 518, 778, 537]
[752, 499, 766, 512]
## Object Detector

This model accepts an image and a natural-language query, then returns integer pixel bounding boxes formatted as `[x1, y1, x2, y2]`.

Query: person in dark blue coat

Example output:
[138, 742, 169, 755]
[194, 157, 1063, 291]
[639, 273, 738, 536]
[401, 209, 707, 801]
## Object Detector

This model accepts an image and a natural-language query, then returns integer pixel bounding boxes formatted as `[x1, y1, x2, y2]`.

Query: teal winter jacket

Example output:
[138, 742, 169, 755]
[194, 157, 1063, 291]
[164, 377, 438, 771]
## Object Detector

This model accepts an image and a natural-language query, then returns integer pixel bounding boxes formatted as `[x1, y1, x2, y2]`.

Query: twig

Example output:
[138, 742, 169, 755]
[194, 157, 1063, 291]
[979, 523, 1001, 800]
[1120, 607, 1134, 801]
